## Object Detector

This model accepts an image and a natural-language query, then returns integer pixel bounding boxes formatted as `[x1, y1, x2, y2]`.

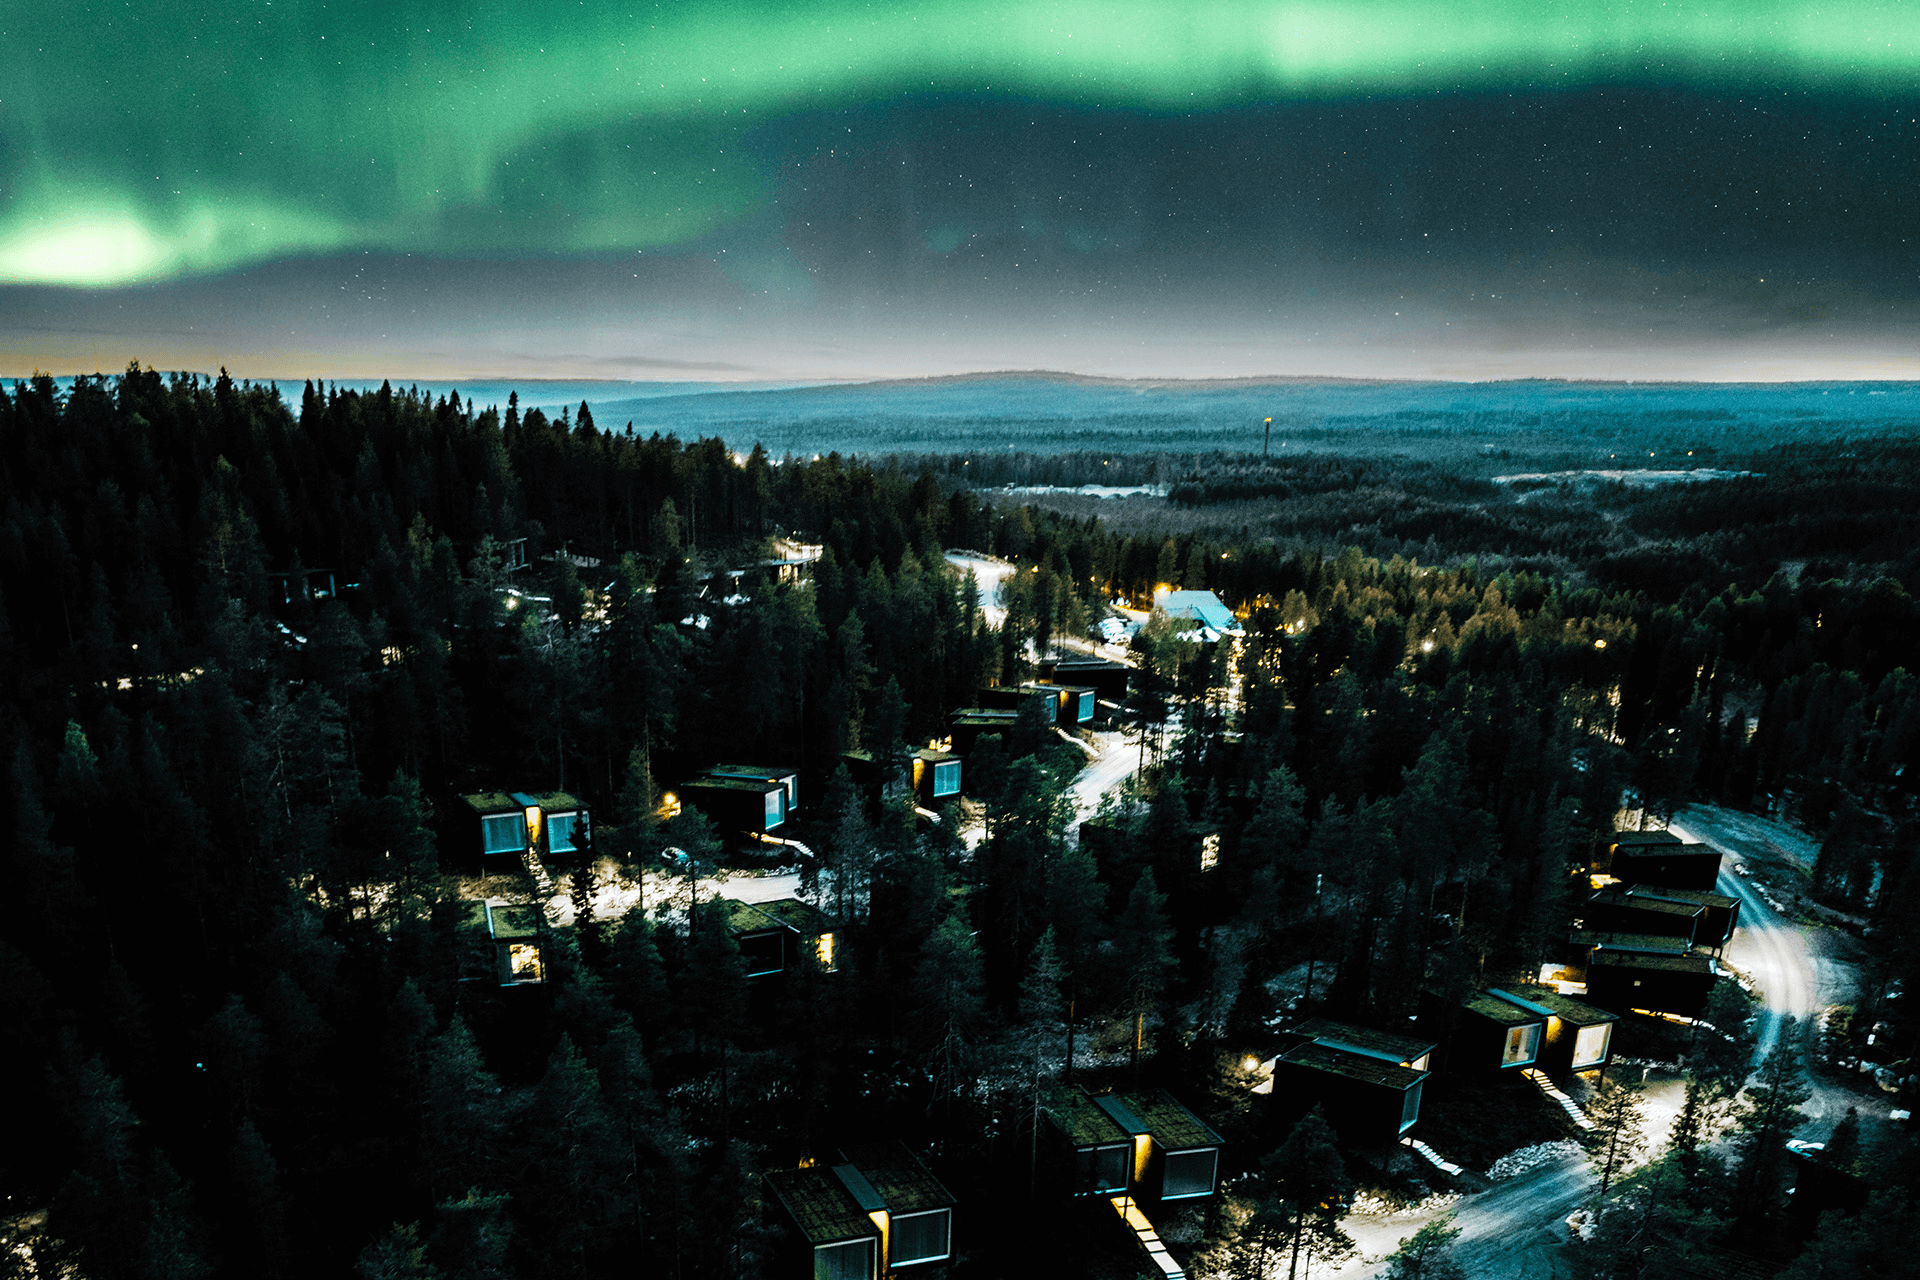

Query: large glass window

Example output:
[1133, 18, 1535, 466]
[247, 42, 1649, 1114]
[482, 813, 523, 855]
[1502, 1023, 1541, 1067]
[765, 789, 785, 828]
[1572, 1023, 1612, 1069]
[1161, 1148, 1218, 1199]
[890, 1210, 951, 1265]
[1400, 1079, 1424, 1133]
[1075, 690, 1094, 722]
[547, 812, 578, 853]
[504, 943, 544, 984]
[813, 1238, 874, 1280]
[1076, 1144, 1130, 1195]
[932, 761, 961, 797]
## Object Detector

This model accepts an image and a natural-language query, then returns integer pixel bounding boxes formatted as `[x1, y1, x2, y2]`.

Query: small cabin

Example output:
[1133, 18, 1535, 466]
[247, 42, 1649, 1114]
[1098, 1090, 1223, 1204]
[1159, 590, 1243, 638]
[461, 899, 547, 987]
[1566, 930, 1696, 973]
[1500, 984, 1618, 1074]
[1022, 681, 1097, 727]
[721, 897, 838, 978]
[910, 750, 962, 806]
[708, 764, 801, 816]
[765, 1143, 954, 1279]
[974, 684, 1058, 725]
[1581, 888, 1703, 945]
[1586, 953, 1719, 1019]
[681, 774, 790, 837]
[1037, 657, 1133, 705]
[1421, 988, 1550, 1074]
[1256, 1019, 1435, 1146]
[1605, 832, 1723, 890]
[1625, 885, 1740, 948]
[461, 791, 589, 863]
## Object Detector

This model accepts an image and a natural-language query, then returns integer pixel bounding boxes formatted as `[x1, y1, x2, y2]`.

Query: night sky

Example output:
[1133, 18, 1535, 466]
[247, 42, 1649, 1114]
[5, 2, 1919, 380]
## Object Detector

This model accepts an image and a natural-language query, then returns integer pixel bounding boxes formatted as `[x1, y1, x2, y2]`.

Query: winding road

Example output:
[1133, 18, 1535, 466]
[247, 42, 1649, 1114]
[1332, 804, 1859, 1279]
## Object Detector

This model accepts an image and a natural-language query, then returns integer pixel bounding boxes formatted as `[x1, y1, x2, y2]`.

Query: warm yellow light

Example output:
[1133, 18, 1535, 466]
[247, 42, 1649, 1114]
[816, 932, 837, 972]
[1243, 1055, 1260, 1071]
[1594, 639, 1607, 650]
[1421, 639, 1435, 653]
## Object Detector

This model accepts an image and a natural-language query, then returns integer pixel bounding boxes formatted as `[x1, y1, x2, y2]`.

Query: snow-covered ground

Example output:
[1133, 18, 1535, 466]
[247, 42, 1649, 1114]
[945, 550, 1012, 628]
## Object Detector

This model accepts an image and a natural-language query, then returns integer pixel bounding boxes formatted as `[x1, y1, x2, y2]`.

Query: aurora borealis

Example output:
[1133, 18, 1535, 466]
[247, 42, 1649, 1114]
[5, 1, 1919, 379]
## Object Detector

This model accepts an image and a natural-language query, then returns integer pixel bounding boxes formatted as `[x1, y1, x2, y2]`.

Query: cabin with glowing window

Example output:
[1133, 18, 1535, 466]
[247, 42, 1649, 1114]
[765, 1142, 954, 1279]
[1065, 1089, 1224, 1204]
[1500, 984, 1619, 1074]
[460, 790, 589, 863]
[1020, 681, 1097, 727]
[720, 896, 839, 979]
[460, 899, 547, 987]
[1585, 952, 1719, 1019]
[944, 709, 1020, 758]
[708, 764, 801, 815]
[1420, 988, 1551, 1074]
[1253, 1019, 1435, 1146]
[910, 749, 962, 806]
[1603, 831, 1722, 890]
[1040, 1087, 1138, 1199]
[680, 774, 790, 838]
[1037, 656, 1134, 705]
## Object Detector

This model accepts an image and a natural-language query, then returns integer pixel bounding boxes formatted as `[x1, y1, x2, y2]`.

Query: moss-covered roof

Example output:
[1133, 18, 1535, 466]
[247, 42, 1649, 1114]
[1114, 1089, 1222, 1152]
[485, 902, 542, 940]
[841, 1143, 956, 1214]
[684, 775, 782, 796]
[709, 764, 796, 783]
[716, 898, 784, 936]
[1044, 1087, 1133, 1148]
[531, 791, 582, 811]
[754, 897, 834, 935]
[765, 1168, 875, 1246]
[1504, 984, 1619, 1027]
[1461, 990, 1547, 1026]
[1277, 1042, 1426, 1091]
[462, 791, 521, 815]
[948, 707, 1019, 721]
[1289, 1018, 1435, 1065]
[1609, 829, 1684, 848]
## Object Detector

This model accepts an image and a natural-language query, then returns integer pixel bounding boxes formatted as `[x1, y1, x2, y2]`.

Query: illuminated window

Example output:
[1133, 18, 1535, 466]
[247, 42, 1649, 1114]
[1162, 1148, 1218, 1199]
[506, 943, 544, 984]
[482, 814, 523, 855]
[548, 812, 579, 854]
[1200, 834, 1221, 872]
[813, 1238, 874, 1280]
[890, 1209, 951, 1265]
[815, 932, 838, 973]
[765, 789, 786, 829]
[1572, 1023, 1612, 1069]
[932, 761, 960, 797]
[1502, 1023, 1541, 1067]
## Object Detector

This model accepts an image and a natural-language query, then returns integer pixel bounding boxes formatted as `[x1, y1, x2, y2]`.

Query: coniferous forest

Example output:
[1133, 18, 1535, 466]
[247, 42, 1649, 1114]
[4, 365, 1920, 1279]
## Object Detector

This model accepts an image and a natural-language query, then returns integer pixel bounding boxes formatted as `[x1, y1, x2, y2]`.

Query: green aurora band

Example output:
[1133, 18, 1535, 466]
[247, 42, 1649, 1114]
[5, 0, 1917, 286]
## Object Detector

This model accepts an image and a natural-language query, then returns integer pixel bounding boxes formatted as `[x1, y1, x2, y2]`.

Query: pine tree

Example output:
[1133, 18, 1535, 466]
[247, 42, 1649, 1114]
[1382, 1215, 1465, 1280]
[1584, 1077, 1647, 1197]
[1114, 868, 1174, 1080]
[228, 1118, 290, 1280]
[356, 1222, 441, 1280]
[1729, 1018, 1811, 1225]
[915, 913, 985, 1110]
[1266, 1107, 1355, 1280]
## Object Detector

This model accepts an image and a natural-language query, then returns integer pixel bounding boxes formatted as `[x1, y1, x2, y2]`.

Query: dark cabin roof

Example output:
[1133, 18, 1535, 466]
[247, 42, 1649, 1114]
[1278, 1041, 1427, 1092]
[1588, 889, 1703, 920]
[1462, 990, 1547, 1026]
[1114, 1089, 1223, 1151]
[1628, 886, 1738, 912]
[1288, 1018, 1435, 1065]
[463, 790, 581, 815]
[841, 1144, 956, 1214]
[912, 748, 959, 765]
[710, 763, 798, 783]
[685, 775, 782, 796]
[1571, 930, 1696, 957]
[949, 708, 1020, 723]
[1609, 829, 1685, 848]
[1046, 1087, 1134, 1148]
[1590, 953, 1718, 976]
[1504, 984, 1619, 1026]
[765, 1168, 875, 1246]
